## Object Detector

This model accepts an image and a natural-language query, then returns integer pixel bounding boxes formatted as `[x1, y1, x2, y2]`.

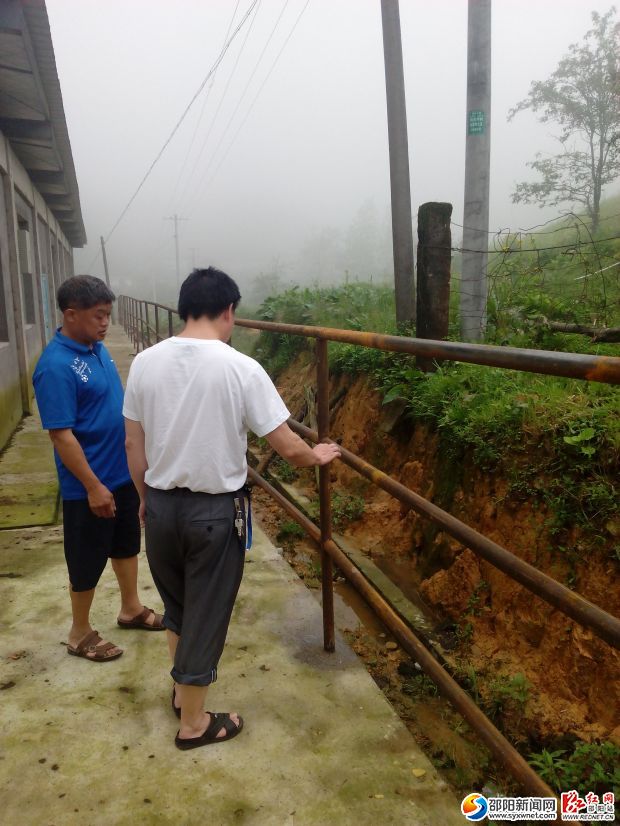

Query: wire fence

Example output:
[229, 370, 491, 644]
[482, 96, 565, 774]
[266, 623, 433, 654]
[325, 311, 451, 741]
[444, 212, 620, 334]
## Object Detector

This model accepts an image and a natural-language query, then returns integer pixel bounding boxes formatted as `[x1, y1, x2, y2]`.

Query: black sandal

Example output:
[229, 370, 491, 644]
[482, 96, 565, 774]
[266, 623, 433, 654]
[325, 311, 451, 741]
[175, 712, 244, 750]
[171, 686, 181, 719]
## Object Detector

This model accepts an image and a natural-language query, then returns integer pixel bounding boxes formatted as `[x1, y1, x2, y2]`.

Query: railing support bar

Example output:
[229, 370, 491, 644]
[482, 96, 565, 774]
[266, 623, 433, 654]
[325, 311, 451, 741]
[316, 339, 335, 652]
[288, 419, 620, 651]
[247, 466, 558, 805]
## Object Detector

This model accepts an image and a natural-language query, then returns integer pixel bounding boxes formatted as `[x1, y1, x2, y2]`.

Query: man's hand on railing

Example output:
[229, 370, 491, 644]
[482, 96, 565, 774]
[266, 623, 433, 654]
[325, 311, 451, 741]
[266, 422, 340, 468]
[312, 442, 341, 466]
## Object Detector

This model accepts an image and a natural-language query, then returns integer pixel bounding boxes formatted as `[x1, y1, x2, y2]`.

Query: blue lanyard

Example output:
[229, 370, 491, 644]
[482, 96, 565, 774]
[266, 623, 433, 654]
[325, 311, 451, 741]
[245, 496, 252, 551]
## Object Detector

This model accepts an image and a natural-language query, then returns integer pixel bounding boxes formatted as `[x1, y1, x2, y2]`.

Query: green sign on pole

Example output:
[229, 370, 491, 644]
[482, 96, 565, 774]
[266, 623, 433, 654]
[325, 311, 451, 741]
[468, 110, 486, 135]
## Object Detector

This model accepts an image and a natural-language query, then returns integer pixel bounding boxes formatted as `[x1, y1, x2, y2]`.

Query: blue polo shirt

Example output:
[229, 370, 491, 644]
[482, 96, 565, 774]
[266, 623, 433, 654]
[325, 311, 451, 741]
[32, 329, 131, 500]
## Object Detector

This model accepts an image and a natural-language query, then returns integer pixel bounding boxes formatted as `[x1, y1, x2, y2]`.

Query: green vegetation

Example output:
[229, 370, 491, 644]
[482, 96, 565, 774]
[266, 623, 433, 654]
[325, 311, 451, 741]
[276, 520, 305, 544]
[253, 282, 397, 375]
[508, 9, 619, 232]
[271, 457, 298, 483]
[528, 741, 620, 802]
[402, 672, 439, 699]
[331, 492, 365, 529]
[240, 201, 619, 810]
[249, 203, 620, 561]
[465, 581, 489, 615]
[486, 673, 531, 719]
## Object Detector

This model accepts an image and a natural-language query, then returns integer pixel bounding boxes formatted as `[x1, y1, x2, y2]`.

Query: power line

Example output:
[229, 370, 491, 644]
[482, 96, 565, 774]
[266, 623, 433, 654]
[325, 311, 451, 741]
[87, 0, 260, 271]
[180, 0, 294, 217]
[173, 0, 266, 214]
[168, 0, 243, 209]
[201, 0, 312, 197]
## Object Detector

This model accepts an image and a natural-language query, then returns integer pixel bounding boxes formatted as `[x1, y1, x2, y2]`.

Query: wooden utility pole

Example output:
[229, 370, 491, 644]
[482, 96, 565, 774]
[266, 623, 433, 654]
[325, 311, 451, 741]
[416, 202, 452, 372]
[380, 0, 415, 326]
[100, 235, 115, 323]
[460, 0, 492, 342]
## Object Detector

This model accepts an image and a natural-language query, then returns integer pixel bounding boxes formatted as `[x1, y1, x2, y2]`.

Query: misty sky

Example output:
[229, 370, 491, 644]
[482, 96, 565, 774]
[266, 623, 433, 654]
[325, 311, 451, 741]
[46, 0, 619, 301]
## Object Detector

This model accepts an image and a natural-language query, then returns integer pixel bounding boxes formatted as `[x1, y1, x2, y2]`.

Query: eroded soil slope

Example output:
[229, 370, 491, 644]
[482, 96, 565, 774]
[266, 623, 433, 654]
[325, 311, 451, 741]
[266, 353, 620, 748]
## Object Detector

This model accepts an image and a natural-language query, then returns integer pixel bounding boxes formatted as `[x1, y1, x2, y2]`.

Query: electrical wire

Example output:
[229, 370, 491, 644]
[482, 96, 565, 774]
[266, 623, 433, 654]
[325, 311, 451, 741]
[180, 0, 295, 218]
[167, 0, 243, 209]
[87, 0, 259, 270]
[182, 0, 311, 219]
[172, 0, 266, 214]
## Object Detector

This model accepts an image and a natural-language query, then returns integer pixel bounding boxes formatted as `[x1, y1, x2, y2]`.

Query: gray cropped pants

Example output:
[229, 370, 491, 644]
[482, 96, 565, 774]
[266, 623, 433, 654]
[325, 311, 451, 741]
[144, 486, 246, 686]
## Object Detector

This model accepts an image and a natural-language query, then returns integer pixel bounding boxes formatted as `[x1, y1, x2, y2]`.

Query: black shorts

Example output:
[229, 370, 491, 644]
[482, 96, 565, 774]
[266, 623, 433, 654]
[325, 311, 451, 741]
[62, 481, 141, 592]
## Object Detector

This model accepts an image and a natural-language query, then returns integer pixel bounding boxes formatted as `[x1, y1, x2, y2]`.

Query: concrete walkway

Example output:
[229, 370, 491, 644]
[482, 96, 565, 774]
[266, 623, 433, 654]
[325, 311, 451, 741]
[0, 407, 58, 529]
[0, 327, 464, 826]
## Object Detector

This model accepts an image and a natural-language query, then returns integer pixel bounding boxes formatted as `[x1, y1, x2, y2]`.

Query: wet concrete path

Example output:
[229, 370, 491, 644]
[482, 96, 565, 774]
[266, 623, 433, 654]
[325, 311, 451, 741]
[0, 327, 464, 826]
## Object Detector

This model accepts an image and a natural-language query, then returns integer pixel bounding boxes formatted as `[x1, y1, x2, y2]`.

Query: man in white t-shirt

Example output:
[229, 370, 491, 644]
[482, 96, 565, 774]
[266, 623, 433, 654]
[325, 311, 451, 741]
[123, 267, 340, 751]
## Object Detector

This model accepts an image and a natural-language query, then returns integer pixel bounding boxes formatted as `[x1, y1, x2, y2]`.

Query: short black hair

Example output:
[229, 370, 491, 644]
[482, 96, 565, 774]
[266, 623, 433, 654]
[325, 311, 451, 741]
[178, 267, 241, 322]
[57, 275, 115, 312]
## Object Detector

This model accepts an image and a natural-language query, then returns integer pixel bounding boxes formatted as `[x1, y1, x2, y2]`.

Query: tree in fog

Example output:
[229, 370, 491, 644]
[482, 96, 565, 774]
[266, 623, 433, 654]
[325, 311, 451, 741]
[343, 201, 391, 282]
[299, 226, 343, 283]
[509, 7, 620, 232]
[245, 263, 286, 308]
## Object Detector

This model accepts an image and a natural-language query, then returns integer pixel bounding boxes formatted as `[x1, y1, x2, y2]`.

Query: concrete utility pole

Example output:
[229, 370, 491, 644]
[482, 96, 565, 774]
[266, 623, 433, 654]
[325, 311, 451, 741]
[165, 214, 183, 288]
[460, 0, 492, 342]
[100, 236, 115, 323]
[380, 0, 415, 326]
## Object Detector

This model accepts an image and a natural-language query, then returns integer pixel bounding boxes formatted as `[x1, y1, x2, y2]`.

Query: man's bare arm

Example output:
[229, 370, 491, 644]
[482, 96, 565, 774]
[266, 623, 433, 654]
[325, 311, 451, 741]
[125, 418, 148, 522]
[265, 422, 341, 467]
[48, 428, 116, 518]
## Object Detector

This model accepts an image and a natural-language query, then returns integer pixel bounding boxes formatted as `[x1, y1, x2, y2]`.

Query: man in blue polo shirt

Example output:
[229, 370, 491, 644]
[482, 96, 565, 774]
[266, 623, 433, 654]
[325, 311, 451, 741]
[33, 275, 164, 662]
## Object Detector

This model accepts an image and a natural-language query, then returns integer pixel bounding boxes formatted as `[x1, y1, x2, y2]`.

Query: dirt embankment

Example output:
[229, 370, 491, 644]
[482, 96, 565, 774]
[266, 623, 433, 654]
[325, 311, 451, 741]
[269, 354, 620, 748]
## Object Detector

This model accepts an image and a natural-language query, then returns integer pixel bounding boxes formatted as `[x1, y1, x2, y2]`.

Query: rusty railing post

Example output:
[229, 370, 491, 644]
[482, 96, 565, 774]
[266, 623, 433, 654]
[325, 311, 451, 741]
[138, 301, 145, 351]
[168, 309, 173, 339]
[144, 303, 151, 347]
[316, 337, 335, 652]
[155, 303, 160, 342]
[130, 299, 136, 350]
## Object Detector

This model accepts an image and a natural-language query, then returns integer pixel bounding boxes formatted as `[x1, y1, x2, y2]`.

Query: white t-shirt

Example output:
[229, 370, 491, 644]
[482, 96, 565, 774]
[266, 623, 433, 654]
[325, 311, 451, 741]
[123, 336, 290, 493]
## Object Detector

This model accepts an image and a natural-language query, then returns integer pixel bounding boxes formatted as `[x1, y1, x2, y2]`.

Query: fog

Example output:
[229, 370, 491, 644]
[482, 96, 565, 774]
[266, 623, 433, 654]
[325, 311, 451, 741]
[46, 0, 618, 306]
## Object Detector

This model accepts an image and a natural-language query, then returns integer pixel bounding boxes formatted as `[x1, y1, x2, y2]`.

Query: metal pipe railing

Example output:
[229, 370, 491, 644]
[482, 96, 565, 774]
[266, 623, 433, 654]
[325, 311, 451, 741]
[287, 419, 620, 650]
[235, 317, 620, 384]
[247, 466, 558, 803]
[316, 338, 335, 652]
[118, 293, 617, 805]
[117, 295, 620, 650]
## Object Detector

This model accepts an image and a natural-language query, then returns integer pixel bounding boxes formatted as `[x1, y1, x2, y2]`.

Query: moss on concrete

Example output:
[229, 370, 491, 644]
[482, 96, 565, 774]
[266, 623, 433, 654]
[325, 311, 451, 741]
[0, 405, 58, 529]
[0, 328, 465, 825]
[0, 519, 463, 826]
[0, 377, 22, 452]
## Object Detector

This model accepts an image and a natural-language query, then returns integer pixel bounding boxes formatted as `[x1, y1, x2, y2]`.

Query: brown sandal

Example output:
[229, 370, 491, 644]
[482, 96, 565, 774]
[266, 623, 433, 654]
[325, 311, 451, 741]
[117, 606, 164, 631]
[67, 630, 123, 662]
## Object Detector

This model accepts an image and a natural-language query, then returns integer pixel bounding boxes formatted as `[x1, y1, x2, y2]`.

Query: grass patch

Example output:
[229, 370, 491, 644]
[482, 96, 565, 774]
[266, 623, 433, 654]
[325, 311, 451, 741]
[528, 741, 620, 805]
